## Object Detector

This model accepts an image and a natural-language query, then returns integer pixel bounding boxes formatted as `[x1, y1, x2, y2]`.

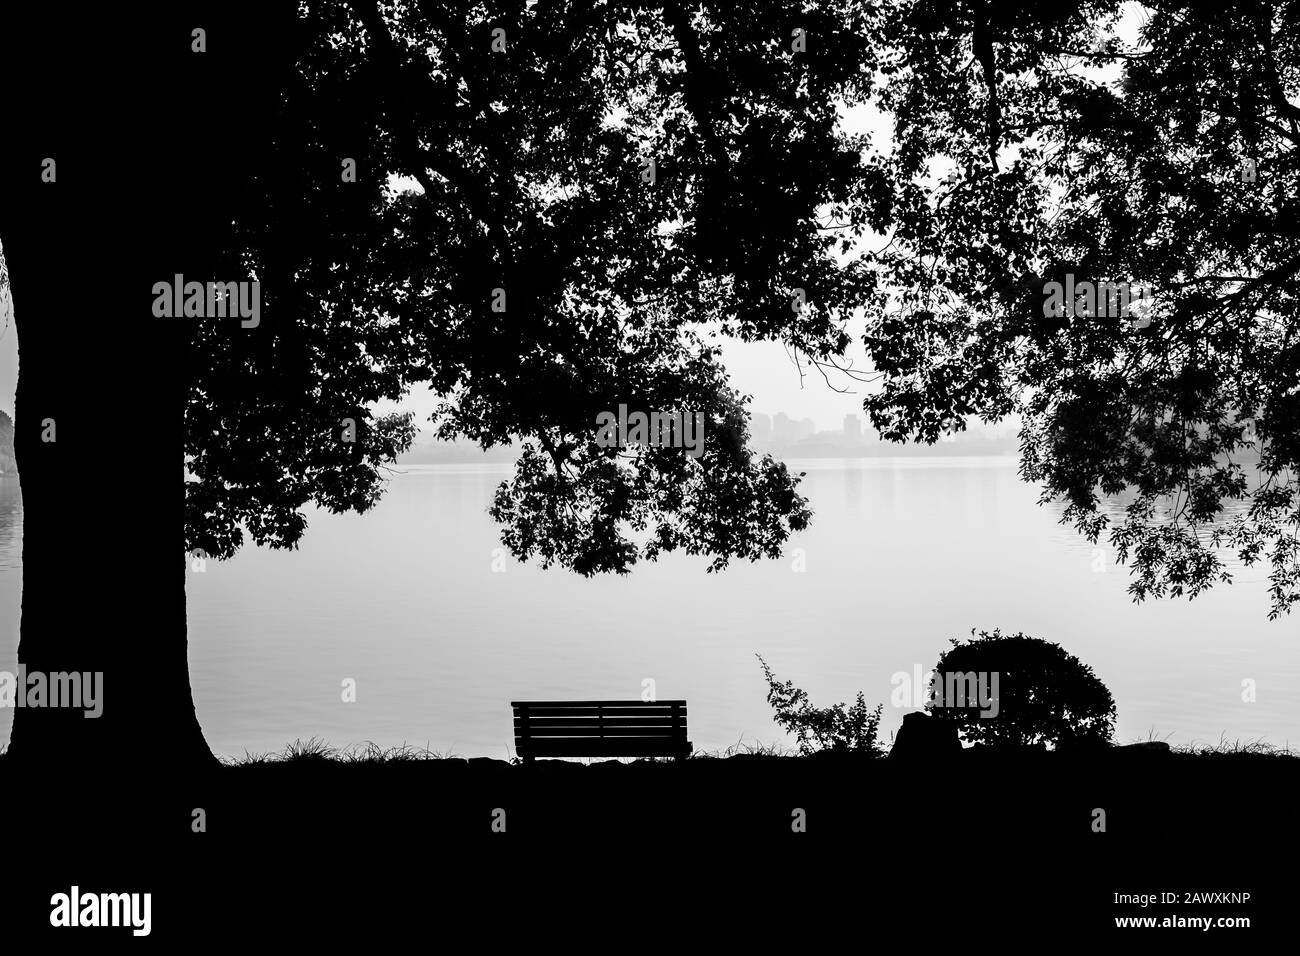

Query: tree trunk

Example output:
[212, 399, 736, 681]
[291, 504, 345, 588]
[1, 226, 213, 774]
[0, 3, 288, 781]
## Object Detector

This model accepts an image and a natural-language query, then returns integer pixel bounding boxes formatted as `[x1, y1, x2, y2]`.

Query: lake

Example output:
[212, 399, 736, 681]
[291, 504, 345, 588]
[1, 461, 1296, 757]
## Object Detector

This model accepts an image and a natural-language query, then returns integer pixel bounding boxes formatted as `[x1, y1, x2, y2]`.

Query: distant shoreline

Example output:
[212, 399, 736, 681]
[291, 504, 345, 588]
[396, 441, 1024, 466]
[396, 438, 1264, 467]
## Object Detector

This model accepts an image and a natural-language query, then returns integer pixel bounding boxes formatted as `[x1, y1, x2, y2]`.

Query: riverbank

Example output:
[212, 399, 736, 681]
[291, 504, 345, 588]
[211, 742, 1297, 839]
[2, 743, 1291, 938]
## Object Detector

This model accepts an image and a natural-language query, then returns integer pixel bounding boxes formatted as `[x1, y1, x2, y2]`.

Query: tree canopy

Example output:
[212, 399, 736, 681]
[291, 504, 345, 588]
[186, 0, 1300, 616]
[185, 0, 883, 575]
[862, 0, 1300, 617]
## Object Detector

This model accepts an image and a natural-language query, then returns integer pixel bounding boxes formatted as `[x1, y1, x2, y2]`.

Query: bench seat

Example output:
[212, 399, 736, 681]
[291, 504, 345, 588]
[512, 700, 691, 762]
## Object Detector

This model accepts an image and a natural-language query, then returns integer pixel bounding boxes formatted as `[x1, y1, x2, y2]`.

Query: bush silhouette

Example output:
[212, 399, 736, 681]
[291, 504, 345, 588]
[757, 655, 884, 756]
[925, 630, 1116, 749]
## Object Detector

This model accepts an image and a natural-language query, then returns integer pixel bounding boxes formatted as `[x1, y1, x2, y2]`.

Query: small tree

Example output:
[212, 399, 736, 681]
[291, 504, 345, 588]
[927, 630, 1116, 749]
[757, 655, 884, 756]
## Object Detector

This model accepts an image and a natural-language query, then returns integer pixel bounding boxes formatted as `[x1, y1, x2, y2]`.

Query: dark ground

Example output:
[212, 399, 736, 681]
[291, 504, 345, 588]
[1, 747, 1293, 942]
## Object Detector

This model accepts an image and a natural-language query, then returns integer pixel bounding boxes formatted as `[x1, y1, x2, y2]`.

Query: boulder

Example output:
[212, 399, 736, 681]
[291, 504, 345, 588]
[889, 711, 962, 759]
[1114, 740, 1172, 754]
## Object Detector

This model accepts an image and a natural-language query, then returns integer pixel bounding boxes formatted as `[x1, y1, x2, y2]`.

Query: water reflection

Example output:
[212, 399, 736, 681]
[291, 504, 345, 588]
[1041, 488, 1260, 572]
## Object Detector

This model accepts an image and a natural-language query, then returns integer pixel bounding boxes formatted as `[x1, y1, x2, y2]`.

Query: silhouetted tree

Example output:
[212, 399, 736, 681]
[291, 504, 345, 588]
[185, 0, 885, 575]
[861, 1, 1300, 617]
[926, 629, 1116, 748]
[0, 1, 882, 769]
[3, 0, 1293, 780]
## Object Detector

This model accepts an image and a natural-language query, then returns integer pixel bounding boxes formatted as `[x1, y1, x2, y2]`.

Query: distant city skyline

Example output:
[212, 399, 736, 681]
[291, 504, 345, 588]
[397, 403, 1021, 464]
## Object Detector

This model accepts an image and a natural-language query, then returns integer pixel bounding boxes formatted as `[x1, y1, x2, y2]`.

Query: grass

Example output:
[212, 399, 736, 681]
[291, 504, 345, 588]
[218, 740, 790, 765]
[1171, 734, 1296, 757]
[216, 733, 806, 766]
[221, 737, 466, 766]
[1123, 726, 1296, 756]
[214, 729, 1300, 766]
[690, 734, 799, 759]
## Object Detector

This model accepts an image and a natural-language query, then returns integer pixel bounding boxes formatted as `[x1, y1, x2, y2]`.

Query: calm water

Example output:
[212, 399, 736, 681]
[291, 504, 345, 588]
[1, 462, 1297, 757]
[0, 476, 19, 748]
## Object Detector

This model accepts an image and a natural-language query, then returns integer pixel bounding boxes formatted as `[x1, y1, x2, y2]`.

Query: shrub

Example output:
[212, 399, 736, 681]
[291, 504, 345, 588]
[757, 655, 884, 756]
[926, 629, 1116, 749]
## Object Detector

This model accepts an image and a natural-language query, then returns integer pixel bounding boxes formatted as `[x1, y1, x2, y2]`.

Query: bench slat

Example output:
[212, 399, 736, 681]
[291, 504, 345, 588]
[512, 723, 686, 728]
[511, 700, 687, 708]
[516, 731, 687, 742]
[512, 707, 685, 719]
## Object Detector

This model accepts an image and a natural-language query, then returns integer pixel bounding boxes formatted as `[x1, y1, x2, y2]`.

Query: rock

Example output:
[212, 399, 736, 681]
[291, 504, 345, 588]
[889, 711, 962, 759]
[1115, 741, 1172, 754]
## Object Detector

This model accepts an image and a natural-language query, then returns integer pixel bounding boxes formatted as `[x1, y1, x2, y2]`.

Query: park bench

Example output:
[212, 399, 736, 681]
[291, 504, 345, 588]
[511, 700, 691, 763]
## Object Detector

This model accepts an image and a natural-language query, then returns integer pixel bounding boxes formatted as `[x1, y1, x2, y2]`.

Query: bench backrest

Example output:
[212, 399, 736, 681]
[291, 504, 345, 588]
[511, 700, 691, 760]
